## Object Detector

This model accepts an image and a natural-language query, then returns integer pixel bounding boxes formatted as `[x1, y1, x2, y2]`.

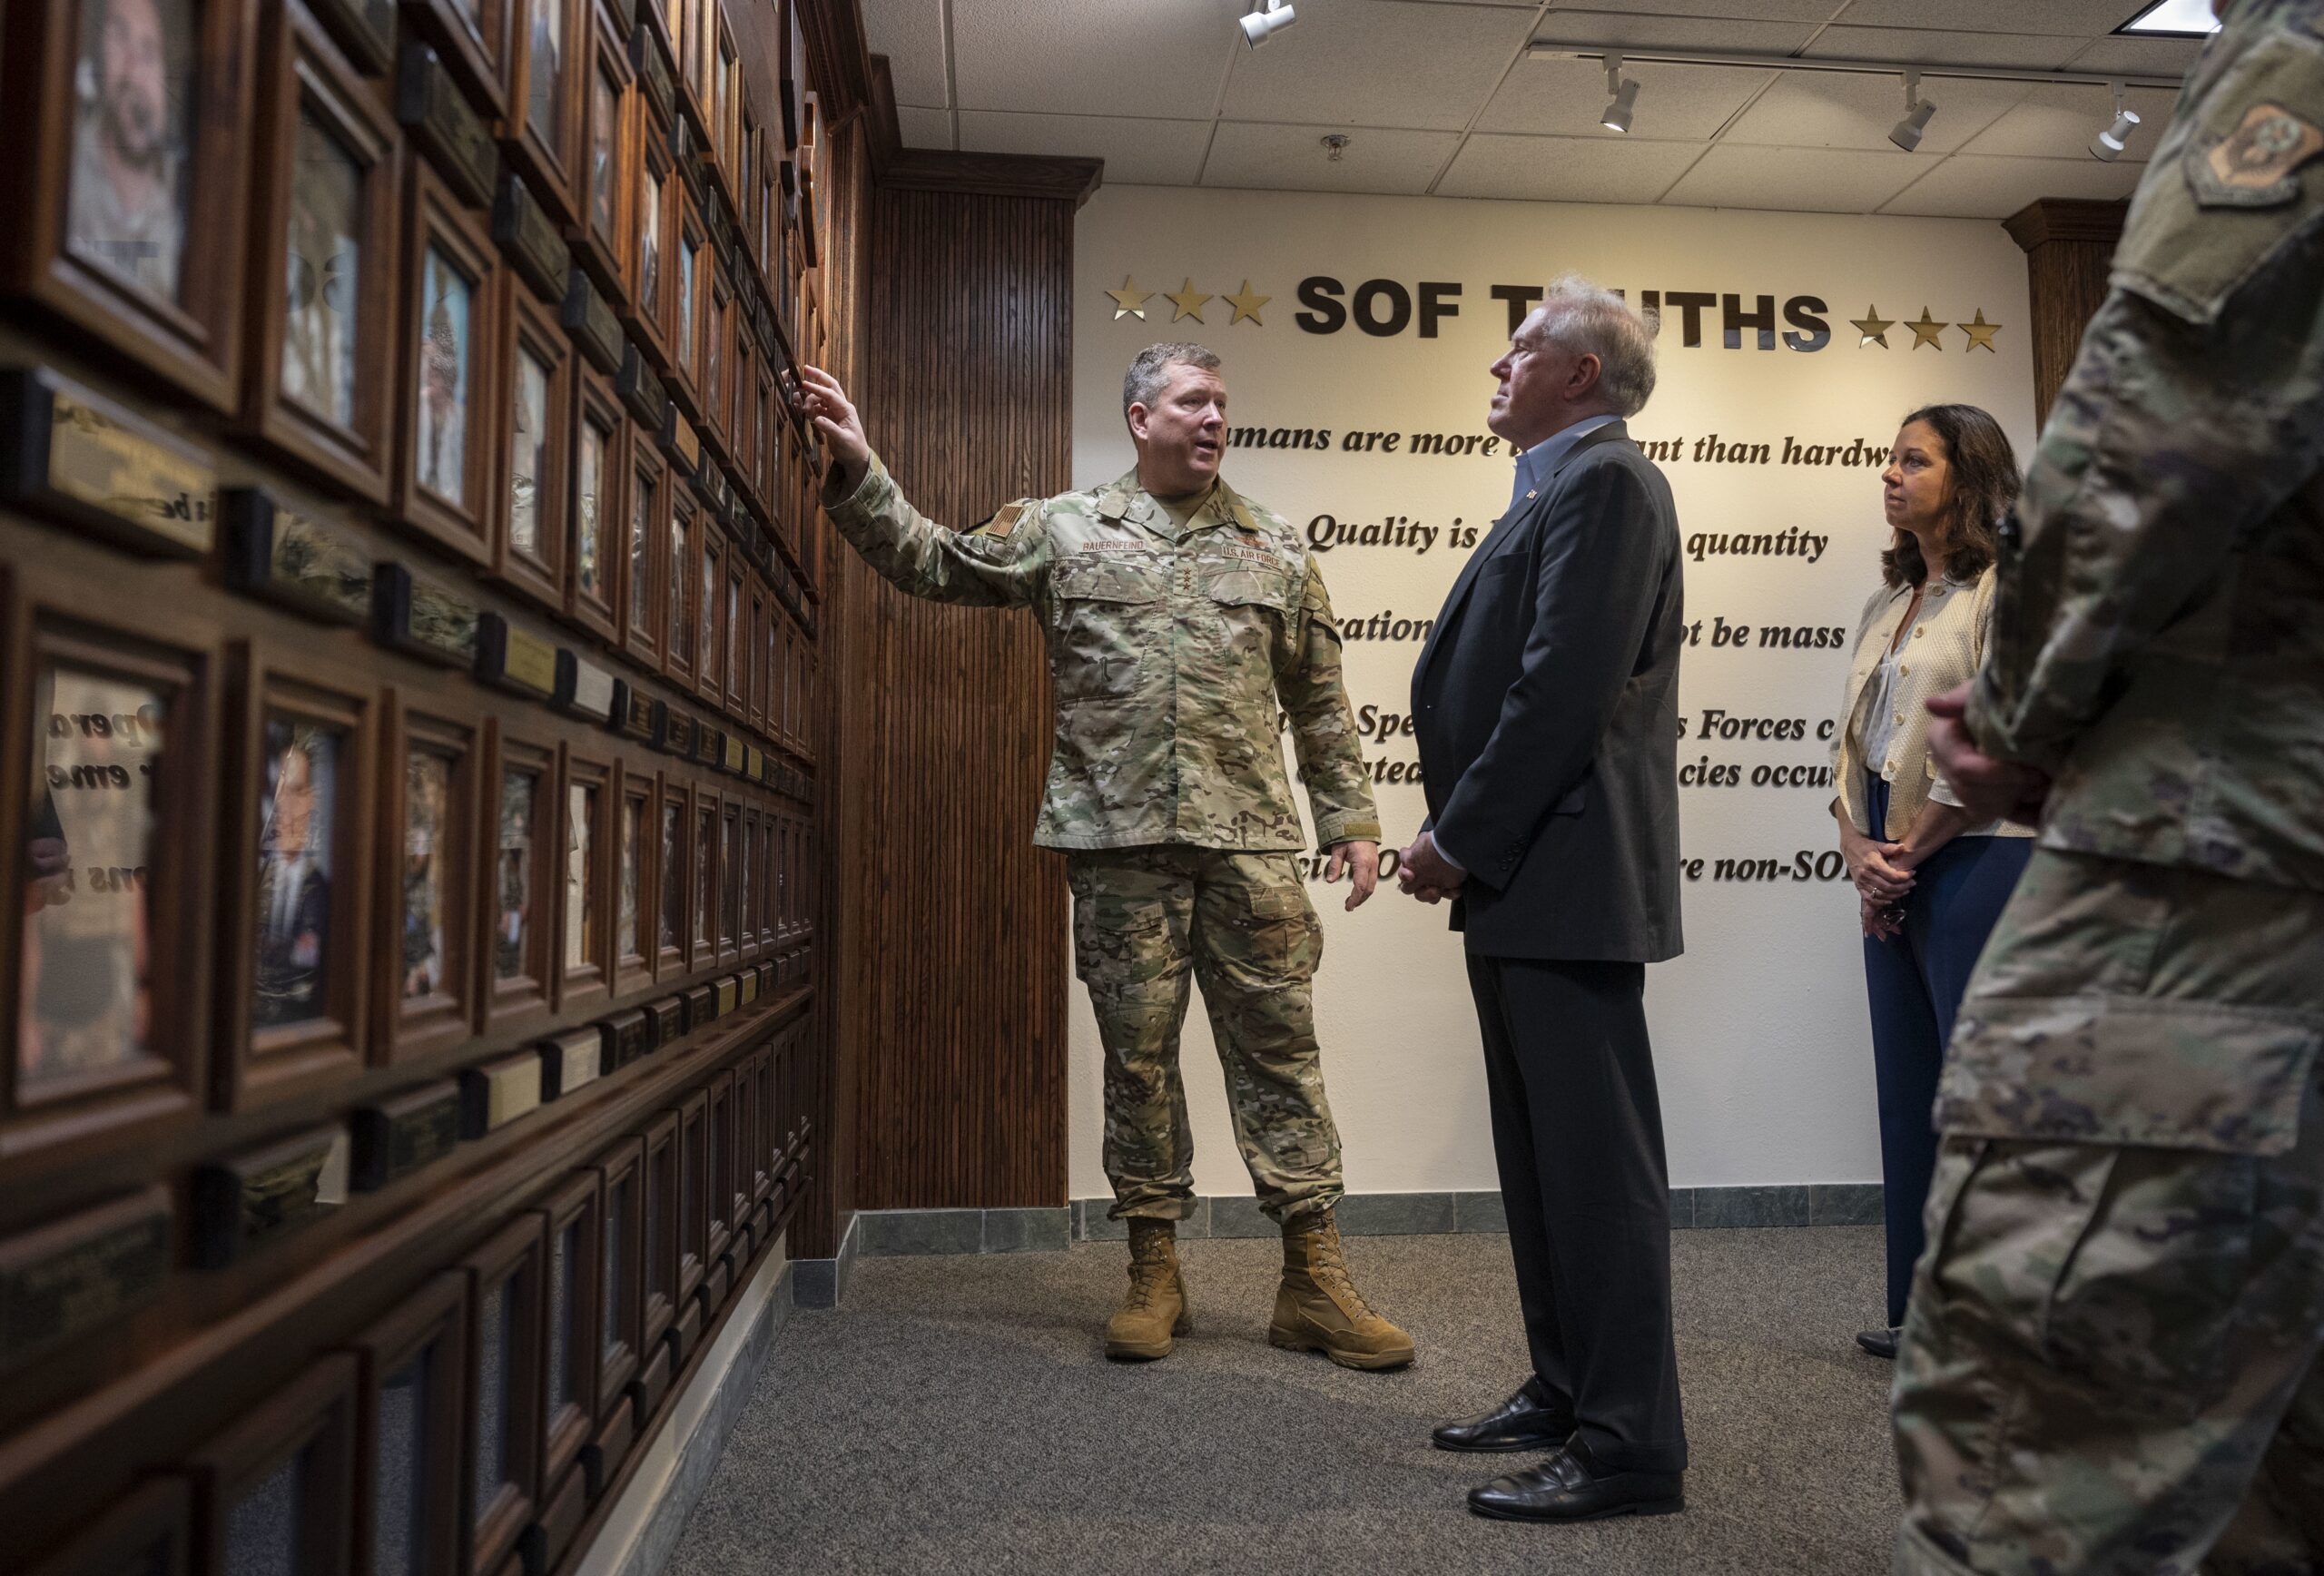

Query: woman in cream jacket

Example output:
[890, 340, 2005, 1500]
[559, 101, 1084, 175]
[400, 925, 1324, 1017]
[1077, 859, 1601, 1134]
[1829, 404, 2034, 1362]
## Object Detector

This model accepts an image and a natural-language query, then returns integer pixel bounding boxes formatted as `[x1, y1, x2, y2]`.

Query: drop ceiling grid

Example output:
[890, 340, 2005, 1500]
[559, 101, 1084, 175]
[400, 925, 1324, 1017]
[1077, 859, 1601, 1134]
[876, 0, 2203, 214]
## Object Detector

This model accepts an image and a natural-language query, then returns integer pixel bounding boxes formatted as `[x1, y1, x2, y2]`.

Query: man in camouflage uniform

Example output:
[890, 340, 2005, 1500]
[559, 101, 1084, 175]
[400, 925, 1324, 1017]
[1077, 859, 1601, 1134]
[798, 350, 1413, 1369]
[1898, 1, 2324, 1570]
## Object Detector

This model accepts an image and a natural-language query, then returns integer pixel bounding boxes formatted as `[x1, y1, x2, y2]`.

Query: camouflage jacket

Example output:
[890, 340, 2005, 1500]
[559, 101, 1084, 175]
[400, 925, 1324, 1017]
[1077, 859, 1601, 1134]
[822, 455, 1381, 853]
[1967, 0, 2324, 892]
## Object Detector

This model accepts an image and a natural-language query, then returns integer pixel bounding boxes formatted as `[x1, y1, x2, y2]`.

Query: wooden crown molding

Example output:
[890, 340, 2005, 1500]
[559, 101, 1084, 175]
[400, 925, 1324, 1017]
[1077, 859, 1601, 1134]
[2004, 197, 2129, 251]
[860, 49, 1104, 207]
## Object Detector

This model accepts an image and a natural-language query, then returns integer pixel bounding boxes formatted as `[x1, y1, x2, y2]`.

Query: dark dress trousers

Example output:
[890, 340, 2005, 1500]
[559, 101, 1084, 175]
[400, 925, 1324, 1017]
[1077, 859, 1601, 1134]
[1411, 419, 1689, 1474]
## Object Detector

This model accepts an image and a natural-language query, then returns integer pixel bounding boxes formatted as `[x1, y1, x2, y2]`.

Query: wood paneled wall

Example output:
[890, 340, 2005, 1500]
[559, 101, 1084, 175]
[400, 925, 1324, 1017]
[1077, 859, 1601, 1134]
[2005, 198, 2128, 426]
[822, 182, 1077, 1213]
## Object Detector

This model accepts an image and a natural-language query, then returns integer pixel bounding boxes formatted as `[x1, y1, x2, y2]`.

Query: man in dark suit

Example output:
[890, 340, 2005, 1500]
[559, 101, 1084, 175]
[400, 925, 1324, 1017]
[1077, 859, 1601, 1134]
[1399, 276, 1687, 1522]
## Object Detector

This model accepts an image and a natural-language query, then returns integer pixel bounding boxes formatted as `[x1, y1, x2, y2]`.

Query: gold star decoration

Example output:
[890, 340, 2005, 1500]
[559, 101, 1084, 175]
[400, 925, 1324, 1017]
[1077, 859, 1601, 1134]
[1225, 280, 1270, 326]
[1906, 307, 1948, 350]
[1851, 305, 1894, 348]
[1165, 278, 1211, 323]
[1107, 275, 1152, 321]
[1957, 309, 2002, 352]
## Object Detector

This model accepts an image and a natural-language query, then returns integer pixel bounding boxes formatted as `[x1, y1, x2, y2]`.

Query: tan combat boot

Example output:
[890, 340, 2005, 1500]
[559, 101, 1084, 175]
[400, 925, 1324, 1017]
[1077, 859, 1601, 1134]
[1105, 1217, 1191, 1361]
[1270, 1212, 1416, 1371]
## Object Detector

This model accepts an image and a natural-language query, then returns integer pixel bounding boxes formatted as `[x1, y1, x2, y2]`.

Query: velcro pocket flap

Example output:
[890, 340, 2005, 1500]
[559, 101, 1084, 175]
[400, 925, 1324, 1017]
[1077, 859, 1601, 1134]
[1053, 557, 1164, 604]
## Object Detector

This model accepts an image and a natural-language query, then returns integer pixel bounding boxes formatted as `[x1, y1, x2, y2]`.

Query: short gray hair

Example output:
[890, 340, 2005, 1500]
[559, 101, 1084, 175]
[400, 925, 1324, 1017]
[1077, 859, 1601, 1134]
[1122, 342, 1221, 417]
[1535, 275, 1657, 419]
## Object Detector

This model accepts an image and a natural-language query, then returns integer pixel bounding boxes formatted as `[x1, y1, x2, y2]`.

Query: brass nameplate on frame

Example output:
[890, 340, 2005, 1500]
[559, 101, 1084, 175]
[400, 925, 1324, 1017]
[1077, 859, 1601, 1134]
[743, 746, 760, 781]
[459, 1050, 544, 1138]
[609, 680, 662, 744]
[684, 985, 714, 1029]
[539, 1028, 602, 1100]
[555, 649, 615, 721]
[562, 271, 624, 376]
[647, 997, 685, 1047]
[663, 409, 699, 470]
[0, 1187, 171, 1372]
[492, 174, 572, 305]
[694, 726, 724, 768]
[350, 1080, 461, 1192]
[372, 561, 482, 666]
[714, 976, 737, 1018]
[660, 712, 695, 759]
[0, 367, 216, 557]
[221, 489, 372, 625]
[476, 613, 557, 699]
[193, 1125, 351, 1269]
[598, 1008, 649, 1073]
[722, 735, 744, 775]
[396, 43, 499, 209]
[629, 25, 674, 124]
[617, 347, 668, 430]
[738, 969, 758, 1006]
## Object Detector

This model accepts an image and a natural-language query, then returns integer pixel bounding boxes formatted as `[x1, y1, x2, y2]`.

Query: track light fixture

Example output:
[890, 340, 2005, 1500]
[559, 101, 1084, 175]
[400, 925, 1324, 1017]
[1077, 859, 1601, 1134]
[1888, 70, 1937, 152]
[1600, 52, 1640, 133]
[1240, 0, 1295, 48]
[2090, 81, 2142, 160]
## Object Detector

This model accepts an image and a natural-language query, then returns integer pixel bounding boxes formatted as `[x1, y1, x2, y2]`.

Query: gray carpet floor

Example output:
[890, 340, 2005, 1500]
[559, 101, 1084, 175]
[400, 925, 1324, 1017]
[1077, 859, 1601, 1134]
[669, 1226, 1901, 1575]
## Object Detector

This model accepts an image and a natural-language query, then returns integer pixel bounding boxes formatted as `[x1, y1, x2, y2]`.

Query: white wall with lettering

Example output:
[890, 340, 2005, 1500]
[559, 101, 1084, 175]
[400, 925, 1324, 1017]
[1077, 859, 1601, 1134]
[1064, 183, 2036, 1201]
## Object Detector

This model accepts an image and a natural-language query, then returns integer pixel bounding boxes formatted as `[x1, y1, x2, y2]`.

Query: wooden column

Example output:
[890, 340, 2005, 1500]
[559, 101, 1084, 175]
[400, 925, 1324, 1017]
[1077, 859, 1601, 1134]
[2004, 198, 2128, 426]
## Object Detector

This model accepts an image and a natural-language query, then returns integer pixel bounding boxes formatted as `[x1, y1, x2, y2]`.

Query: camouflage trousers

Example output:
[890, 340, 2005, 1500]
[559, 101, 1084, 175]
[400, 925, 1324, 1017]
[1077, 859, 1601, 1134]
[1068, 845, 1344, 1227]
[1894, 852, 2324, 1575]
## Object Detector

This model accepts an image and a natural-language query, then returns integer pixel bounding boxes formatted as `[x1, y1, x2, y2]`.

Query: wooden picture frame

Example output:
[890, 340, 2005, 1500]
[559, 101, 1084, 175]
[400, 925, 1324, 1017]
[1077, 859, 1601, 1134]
[556, 745, 611, 1012]
[569, 4, 630, 304]
[400, 0, 508, 126]
[716, 797, 740, 966]
[346, 1272, 466, 1576]
[614, 766, 654, 994]
[688, 787, 716, 972]
[703, 1067, 732, 1276]
[566, 359, 624, 644]
[241, 0, 404, 505]
[674, 1088, 705, 1307]
[0, 0, 260, 413]
[653, 774, 688, 978]
[189, 1355, 358, 1576]
[375, 691, 478, 1065]
[462, 1214, 544, 1576]
[478, 721, 556, 1035]
[591, 1135, 643, 1417]
[702, 265, 731, 457]
[746, 583, 769, 734]
[663, 489, 697, 689]
[620, 88, 675, 373]
[639, 1108, 676, 1352]
[501, 0, 581, 227]
[217, 640, 377, 1110]
[745, 1041, 773, 1207]
[22, 1479, 191, 1576]
[396, 158, 502, 567]
[667, 186, 707, 421]
[1, 599, 213, 1172]
[540, 1171, 600, 1494]
[619, 435, 665, 670]
[723, 558, 746, 723]
[488, 274, 570, 611]
[696, 526, 724, 705]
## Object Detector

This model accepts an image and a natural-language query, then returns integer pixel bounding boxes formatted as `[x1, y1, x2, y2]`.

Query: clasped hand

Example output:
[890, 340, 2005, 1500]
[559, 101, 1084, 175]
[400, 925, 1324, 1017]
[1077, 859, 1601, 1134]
[1394, 831, 1466, 904]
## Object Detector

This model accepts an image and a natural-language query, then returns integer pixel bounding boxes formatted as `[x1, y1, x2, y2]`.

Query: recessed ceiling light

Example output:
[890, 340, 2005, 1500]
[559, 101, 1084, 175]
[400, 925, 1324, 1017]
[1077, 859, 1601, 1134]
[2117, 0, 2221, 36]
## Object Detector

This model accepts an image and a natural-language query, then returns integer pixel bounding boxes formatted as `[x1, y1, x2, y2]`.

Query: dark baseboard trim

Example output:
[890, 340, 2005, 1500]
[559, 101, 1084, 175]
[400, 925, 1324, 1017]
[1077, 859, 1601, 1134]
[845, 1186, 1885, 1257]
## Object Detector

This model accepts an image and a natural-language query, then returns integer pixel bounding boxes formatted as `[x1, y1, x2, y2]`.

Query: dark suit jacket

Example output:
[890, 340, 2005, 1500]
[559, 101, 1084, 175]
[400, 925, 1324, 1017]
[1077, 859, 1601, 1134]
[1410, 420, 1684, 962]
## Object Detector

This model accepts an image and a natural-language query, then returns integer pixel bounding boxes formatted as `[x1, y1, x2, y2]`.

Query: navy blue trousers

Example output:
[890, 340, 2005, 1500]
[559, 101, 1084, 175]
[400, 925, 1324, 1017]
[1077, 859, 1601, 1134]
[1860, 774, 2032, 1328]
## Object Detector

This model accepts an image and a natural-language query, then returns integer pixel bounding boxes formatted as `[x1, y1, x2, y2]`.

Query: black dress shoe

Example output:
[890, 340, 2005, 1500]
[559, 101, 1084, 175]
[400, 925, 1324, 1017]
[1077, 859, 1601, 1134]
[1856, 1326, 1901, 1361]
[1433, 1377, 1576, 1453]
[1468, 1442, 1684, 1523]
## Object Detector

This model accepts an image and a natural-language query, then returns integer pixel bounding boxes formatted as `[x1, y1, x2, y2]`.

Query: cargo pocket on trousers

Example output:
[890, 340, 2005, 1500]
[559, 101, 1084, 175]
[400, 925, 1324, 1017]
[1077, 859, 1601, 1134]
[1246, 883, 1320, 977]
[1070, 891, 1171, 995]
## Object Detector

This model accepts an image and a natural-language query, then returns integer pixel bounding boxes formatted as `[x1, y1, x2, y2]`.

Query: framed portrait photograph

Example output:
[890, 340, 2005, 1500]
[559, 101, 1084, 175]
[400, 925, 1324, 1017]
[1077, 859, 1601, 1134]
[502, 0, 580, 226]
[689, 788, 715, 972]
[399, 0, 507, 126]
[216, 645, 377, 1111]
[592, 1135, 644, 1426]
[730, 329, 755, 506]
[463, 1214, 544, 1576]
[188, 1356, 358, 1576]
[639, 1109, 676, 1355]
[723, 561, 745, 724]
[674, 1088, 705, 1314]
[0, 0, 258, 413]
[345, 1272, 466, 1576]
[620, 97, 675, 375]
[478, 723, 555, 1034]
[667, 186, 706, 420]
[2, 603, 213, 1171]
[620, 434, 665, 671]
[556, 747, 610, 1012]
[703, 1068, 732, 1276]
[241, 1, 401, 504]
[540, 1172, 600, 1495]
[701, 267, 729, 456]
[695, 514, 724, 708]
[745, 582, 766, 734]
[567, 7, 630, 305]
[490, 275, 571, 612]
[613, 765, 652, 993]
[376, 694, 476, 1065]
[566, 361, 624, 644]
[396, 161, 501, 567]
[663, 490, 696, 689]
[654, 775, 686, 977]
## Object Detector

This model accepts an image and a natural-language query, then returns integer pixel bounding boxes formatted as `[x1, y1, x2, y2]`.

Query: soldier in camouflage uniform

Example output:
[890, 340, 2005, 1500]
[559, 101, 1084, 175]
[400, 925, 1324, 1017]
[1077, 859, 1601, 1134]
[798, 349, 1413, 1370]
[1895, 1, 2324, 1570]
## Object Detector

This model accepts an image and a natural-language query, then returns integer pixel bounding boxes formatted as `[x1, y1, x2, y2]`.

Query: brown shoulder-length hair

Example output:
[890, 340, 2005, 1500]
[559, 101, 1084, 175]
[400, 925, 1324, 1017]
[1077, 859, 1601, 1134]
[1882, 403, 2020, 589]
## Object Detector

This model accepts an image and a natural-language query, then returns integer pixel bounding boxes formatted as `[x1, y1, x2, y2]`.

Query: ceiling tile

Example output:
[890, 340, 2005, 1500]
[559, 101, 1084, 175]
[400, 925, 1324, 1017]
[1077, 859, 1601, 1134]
[1878, 152, 2143, 216]
[1594, 0, 1847, 17]
[1722, 70, 2028, 153]
[952, 0, 1241, 122]
[863, 0, 950, 108]
[1832, 0, 2146, 34]
[1528, 8, 1821, 53]
[1201, 122, 1464, 194]
[1435, 133, 1707, 202]
[959, 112, 1213, 185]
[1477, 57, 1776, 140]
[1806, 25, 2085, 67]
[1659, 142, 1931, 211]
[1220, 0, 1537, 133]
[2067, 34, 2208, 74]
[896, 105, 955, 149]
[1957, 82, 2178, 160]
